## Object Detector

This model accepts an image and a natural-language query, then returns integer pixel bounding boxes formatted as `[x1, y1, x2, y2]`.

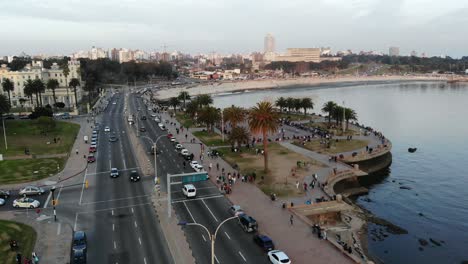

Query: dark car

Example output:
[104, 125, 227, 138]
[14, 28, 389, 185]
[184, 154, 193, 161]
[72, 231, 87, 252]
[139, 127, 146, 132]
[0, 190, 10, 199]
[87, 154, 96, 163]
[89, 146, 96, 153]
[109, 134, 118, 142]
[238, 214, 258, 233]
[130, 170, 140, 182]
[253, 234, 275, 251]
[71, 249, 87, 264]
[141, 116, 147, 120]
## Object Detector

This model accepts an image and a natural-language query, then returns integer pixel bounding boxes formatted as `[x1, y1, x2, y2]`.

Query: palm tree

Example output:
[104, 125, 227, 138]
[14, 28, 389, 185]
[198, 106, 220, 132]
[293, 98, 302, 113]
[69, 78, 80, 108]
[196, 94, 213, 107]
[285, 97, 295, 112]
[23, 79, 35, 107]
[1, 78, 14, 106]
[300, 98, 314, 115]
[185, 101, 199, 118]
[32, 79, 45, 107]
[0, 94, 10, 115]
[223, 105, 246, 128]
[46, 79, 60, 106]
[344, 108, 358, 130]
[248, 101, 279, 172]
[61, 63, 71, 110]
[332, 105, 344, 125]
[19, 98, 27, 115]
[228, 126, 250, 148]
[178, 91, 190, 109]
[169, 97, 180, 112]
[322, 101, 337, 124]
[275, 97, 287, 112]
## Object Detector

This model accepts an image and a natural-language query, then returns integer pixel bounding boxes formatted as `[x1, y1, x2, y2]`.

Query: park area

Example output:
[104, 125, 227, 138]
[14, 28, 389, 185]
[217, 143, 325, 197]
[192, 130, 226, 147]
[0, 220, 37, 264]
[293, 139, 369, 155]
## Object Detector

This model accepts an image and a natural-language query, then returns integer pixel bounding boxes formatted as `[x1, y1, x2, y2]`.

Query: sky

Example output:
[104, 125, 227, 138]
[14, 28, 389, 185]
[0, 0, 467, 57]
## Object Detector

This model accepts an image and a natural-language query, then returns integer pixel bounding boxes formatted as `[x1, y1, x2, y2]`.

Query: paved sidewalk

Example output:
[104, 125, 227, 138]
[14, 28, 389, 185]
[161, 111, 354, 264]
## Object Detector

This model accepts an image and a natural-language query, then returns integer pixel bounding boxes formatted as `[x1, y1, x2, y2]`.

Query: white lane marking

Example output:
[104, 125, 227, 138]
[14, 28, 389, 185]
[134, 221, 138, 228]
[57, 223, 62, 235]
[201, 234, 207, 242]
[112, 224, 115, 231]
[76, 202, 151, 214]
[183, 201, 196, 223]
[144, 258, 147, 264]
[238, 251, 246, 262]
[85, 167, 140, 176]
[43, 191, 52, 209]
[138, 237, 142, 245]
[215, 255, 220, 264]
[73, 213, 78, 231]
[111, 210, 114, 216]
[114, 241, 117, 249]
[80, 194, 150, 205]
[131, 207, 134, 213]
[202, 199, 218, 222]
[79, 168, 89, 205]
[224, 232, 231, 240]
[172, 194, 224, 204]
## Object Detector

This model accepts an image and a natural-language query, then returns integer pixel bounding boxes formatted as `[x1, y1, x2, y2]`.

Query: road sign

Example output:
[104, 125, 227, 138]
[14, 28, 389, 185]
[182, 172, 208, 183]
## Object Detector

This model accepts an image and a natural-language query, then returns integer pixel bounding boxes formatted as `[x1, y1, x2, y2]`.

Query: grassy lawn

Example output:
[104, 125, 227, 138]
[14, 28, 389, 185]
[217, 143, 324, 197]
[279, 112, 317, 122]
[193, 131, 226, 147]
[293, 139, 369, 155]
[306, 121, 358, 136]
[0, 120, 80, 157]
[0, 158, 66, 185]
[0, 220, 37, 264]
[175, 112, 200, 128]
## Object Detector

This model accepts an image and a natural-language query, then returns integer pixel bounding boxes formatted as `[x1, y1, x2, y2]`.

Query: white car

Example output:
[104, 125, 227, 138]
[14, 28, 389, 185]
[193, 164, 204, 172]
[154, 118, 160, 123]
[110, 168, 119, 178]
[169, 136, 176, 142]
[180, 149, 189, 156]
[267, 250, 291, 264]
[104, 126, 110, 132]
[13, 197, 40, 209]
[175, 144, 183, 150]
[190, 161, 199, 169]
[0, 198, 5, 206]
[112, 102, 116, 105]
[182, 184, 196, 198]
[150, 114, 157, 117]
[19, 186, 45, 196]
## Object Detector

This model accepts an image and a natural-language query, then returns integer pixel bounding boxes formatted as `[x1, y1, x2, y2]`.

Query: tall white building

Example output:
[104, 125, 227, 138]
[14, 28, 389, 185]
[264, 33, 276, 53]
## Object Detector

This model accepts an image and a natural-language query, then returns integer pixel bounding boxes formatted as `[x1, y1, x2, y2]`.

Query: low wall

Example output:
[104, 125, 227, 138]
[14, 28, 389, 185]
[343, 152, 392, 174]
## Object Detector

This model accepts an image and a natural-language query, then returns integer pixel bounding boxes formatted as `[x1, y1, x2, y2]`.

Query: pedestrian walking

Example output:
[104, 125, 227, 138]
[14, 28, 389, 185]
[216, 163, 220, 171]
[209, 163, 212, 171]
[290, 214, 294, 226]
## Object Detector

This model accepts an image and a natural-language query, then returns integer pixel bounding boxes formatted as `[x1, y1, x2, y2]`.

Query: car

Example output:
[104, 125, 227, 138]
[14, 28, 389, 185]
[89, 146, 96, 153]
[109, 134, 118, 142]
[150, 113, 157, 117]
[0, 190, 10, 199]
[254, 234, 275, 252]
[167, 133, 173, 139]
[228, 205, 245, 217]
[130, 170, 140, 182]
[158, 123, 165, 130]
[181, 149, 189, 156]
[175, 144, 183, 151]
[91, 139, 97, 145]
[110, 168, 119, 178]
[112, 102, 116, 105]
[13, 197, 40, 208]
[71, 248, 87, 264]
[72, 231, 87, 253]
[169, 136, 176, 142]
[87, 154, 96, 163]
[91, 134, 97, 141]
[92, 130, 98, 136]
[193, 164, 204, 172]
[190, 160, 199, 169]
[182, 184, 196, 198]
[141, 116, 147, 120]
[238, 214, 258, 233]
[184, 154, 193, 161]
[0, 198, 5, 206]
[154, 117, 160, 122]
[104, 126, 110, 132]
[267, 250, 291, 264]
[139, 127, 146, 132]
[19, 186, 45, 196]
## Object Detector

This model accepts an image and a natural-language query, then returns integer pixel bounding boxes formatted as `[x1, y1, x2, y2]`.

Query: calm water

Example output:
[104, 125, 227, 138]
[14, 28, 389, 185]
[213, 81, 468, 264]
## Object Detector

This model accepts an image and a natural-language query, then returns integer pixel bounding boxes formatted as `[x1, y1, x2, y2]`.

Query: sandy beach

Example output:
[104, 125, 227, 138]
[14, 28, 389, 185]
[155, 75, 445, 99]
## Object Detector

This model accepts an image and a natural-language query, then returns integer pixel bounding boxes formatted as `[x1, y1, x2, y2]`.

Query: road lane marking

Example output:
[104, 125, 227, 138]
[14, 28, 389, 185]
[202, 234, 207, 242]
[131, 207, 134, 213]
[239, 251, 246, 262]
[76, 202, 151, 214]
[172, 194, 224, 204]
[214, 255, 220, 264]
[114, 241, 117, 249]
[56, 184, 63, 202]
[183, 201, 196, 223]
[111, 210, 114, 216]
[73, 214, 78, 231]
[79, 168, 89, 205]
[43, 191, 52, 209]
[57, 223, 62, 235]
[134, 221, 138, 228]
[224, 232, 231, 240]
[144, 258, 147, 264]
[112, 224, 115, 231]
[138, 237, 142, 245]
[80, 194, 150, 205]
[202, 199, 218, 222]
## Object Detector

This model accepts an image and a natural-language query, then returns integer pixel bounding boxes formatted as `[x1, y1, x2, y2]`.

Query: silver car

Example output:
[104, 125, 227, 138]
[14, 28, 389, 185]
[19, 186, 45, 196]
[0, 198, 5, 206]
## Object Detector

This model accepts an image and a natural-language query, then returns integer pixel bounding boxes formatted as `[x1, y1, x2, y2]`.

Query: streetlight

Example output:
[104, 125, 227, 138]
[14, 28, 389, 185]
[178, 216, 239, 264]
[141, 134, 166, 185]
[51, 186, 57, 222]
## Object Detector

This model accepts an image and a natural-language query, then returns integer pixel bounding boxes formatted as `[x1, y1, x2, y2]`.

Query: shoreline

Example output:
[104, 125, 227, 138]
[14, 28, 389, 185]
[155, 75, 446, 99]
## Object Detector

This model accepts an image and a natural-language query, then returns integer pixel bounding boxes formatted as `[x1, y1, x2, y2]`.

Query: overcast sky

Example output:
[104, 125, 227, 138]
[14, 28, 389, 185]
[1, 0, 467, 57]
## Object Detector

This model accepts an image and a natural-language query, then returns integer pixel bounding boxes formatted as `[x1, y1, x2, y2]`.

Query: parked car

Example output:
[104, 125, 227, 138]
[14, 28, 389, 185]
[0, 190, 10, 199]
[0, 198, 5, 206]
[104, 126, 110, 132]
[228, 205, 245, 217]
[181, 149, 189, 156]
[110, 168, 119, 178]
[169, 136, 176, 142]
[158, 123, 165, 130]
[72, 231, 87, 253]
[167, 133, 173, 139]
[71, 248, 87, 264]
[13, 197, 40, 208]
[193, 164, 204, 172]
[87, 154, 96, 163]
[267, 250, 291, 264]
[182, 184, 196, 198]
[19, 186, 45, 196]
[130, 170, 140, 182]
[238, 214, 258, 233]
[89, 146, 96, 153]
[154, 117, 160, 123]
[109, 134, 118, 142]
[253, 234, 275, 251]
[175, 144, 183, 151]
[190, 161, 199, 169]
[184, 154, 193, 161]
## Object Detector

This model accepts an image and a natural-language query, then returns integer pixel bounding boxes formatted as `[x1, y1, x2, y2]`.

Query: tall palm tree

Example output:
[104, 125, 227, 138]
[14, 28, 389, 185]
[23, 79, 35, 107]
[223, 105, 246, 128]
[32, 79, 45, 107]
[228, 126, 250, 148]
[185, 101, 199, 118]
[248, 101, 279, 172]
[69, 78, 80, 108]
[61, 63, 71, 110]
[300, 98, 314, 115]
[1, 78, 14, 106]
[344, 108, 358, 130]
[196, 94, 213, 107]
[168, 97, 180, 112]
[178, 91, 190, 109]
[0, 95, 11, 135]
[332, 105, 344, 125]
[198, 106, 220, 132]
[322, 101, 337, 124]
[275, 97, 286, 112]
[19, 98, 27, 115]
[293, 98, 302, 113]
[46, 79, 60, 106]
[285, 97, 294, 112]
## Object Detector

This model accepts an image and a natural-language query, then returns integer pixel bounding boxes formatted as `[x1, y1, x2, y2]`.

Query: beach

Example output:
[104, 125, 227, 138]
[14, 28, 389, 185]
[155, 75, 445, 99]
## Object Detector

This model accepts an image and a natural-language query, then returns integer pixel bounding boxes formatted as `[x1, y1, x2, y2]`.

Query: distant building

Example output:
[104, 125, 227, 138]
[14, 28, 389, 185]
[110, 48, 120, 61]
[264, 33, 276, 53]
[410, 50, 418, 57]
[275, 48, 321, 63]
[389, 47, 400, 57]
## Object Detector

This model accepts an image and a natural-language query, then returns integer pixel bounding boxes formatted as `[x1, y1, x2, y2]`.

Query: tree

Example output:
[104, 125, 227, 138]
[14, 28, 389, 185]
[36, 116, 56, 134]
[331, 106, 344, 125]
[19, 98, 27, 114]
[196, 94, 213, 107]
[69, 78, 80, 108]
[198, 106, 220, 132]
[300, 98, 314, 115]
[61, 62, 71, 110]
[275, 97, 287, 112]
[178, 91, 190, 109]
[23, 79, 35, 107]
[83, 76, 96, 107]
[344, 108, 358, 130]
[32, 79, 45, 107]
[293, 98, 302, 113]
[169, 97, 180, 112]
[46, 79, 60, 106]
[228, 126, 250, 148]
[285, 97, 295, 112]
[0, 94, 11, 116]
[248, 101, 279, 172]
[29, 106, 53, 119]
[185, 101, 199, 118]
[223, 105, 246, 128]
[322, 101, 337, 124]
[1, 78, 14, 106]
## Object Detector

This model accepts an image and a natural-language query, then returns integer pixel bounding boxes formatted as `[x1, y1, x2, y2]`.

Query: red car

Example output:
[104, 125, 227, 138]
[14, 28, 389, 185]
[167, 133, 173, 138]
[87, 154, 96, 163]
[89, 146, 96, 153]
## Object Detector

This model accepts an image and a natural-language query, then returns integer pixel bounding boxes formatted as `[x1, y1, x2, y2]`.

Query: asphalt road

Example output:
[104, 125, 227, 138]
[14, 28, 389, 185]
[128, 94, 270, 264]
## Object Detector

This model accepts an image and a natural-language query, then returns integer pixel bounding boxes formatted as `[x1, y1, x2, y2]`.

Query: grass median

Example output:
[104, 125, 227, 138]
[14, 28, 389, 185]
[0, 157, 66, 185]
[0, 220, 37, 264]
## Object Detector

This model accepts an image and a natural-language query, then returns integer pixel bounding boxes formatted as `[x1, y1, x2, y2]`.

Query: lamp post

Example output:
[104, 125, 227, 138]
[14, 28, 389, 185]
[178, 216, 238, 264]
[51, 186, 57, 222]
[141, 134, 166, 185]
[342, 101, 346, 133]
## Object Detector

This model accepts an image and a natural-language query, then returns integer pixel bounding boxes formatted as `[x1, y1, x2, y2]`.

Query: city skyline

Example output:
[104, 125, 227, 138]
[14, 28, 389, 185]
[1, 0, 468, 57]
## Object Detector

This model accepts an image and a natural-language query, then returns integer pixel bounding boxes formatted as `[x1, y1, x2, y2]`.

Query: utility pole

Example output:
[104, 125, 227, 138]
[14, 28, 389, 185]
[2, 116, 7, 150]
[51, 186, 57, 222]
[342, 101, 346, 133]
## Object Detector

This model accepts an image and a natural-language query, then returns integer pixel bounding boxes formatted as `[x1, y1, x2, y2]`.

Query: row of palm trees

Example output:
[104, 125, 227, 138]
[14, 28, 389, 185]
[321, 101, 358, 129]
[1, 77, 81, 109]
[275, 97, 314, 115]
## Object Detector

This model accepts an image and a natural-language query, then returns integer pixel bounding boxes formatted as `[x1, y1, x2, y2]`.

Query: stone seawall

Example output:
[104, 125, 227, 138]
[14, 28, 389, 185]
[344, 152, 392, 174]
